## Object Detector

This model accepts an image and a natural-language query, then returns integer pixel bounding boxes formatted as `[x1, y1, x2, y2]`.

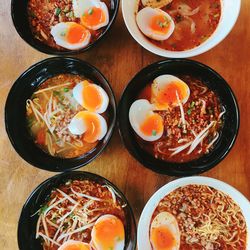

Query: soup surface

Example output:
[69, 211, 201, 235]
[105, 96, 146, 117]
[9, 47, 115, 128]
[36, 179, 126, 250]
[151, 185, 247, 250]
[135, 75, 224, 162]
[138, 0, 221, 51]
[26, 74, 108, 158]
[27, 0, 111, 50]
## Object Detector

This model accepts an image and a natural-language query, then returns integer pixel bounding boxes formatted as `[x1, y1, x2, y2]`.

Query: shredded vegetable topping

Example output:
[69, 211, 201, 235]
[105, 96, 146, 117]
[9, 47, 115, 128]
[35, 179, 126, 249]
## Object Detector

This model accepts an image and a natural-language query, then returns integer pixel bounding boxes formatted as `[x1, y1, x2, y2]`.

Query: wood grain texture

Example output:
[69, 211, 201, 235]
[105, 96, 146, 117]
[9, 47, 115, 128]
[0, 0, 249, 249]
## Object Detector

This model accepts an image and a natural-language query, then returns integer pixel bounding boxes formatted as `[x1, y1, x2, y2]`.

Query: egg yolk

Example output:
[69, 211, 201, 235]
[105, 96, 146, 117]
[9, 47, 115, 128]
[82, 85, 103, 111]
[93, 217, 125, 249]
[59, 242, 91, 250]
[151, 226, 176, 250]
[156, 81, 187, 107]
[66, 23, 88, 44]
[81, 7, 105, 27]
[150, 15, 170, 34]
[76, 112, 101, 143]
[140, 114, 163, 136]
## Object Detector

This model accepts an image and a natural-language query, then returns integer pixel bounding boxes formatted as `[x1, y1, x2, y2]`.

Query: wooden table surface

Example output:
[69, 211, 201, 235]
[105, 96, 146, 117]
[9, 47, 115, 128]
[0, 0, 250, 249]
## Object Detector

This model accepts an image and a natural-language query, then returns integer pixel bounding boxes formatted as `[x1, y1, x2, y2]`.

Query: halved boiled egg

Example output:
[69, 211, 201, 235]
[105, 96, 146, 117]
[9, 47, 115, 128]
[68, 111, 107, 143]
[73, 81, 109, 114]
[91, 214, 125, 250]
[51, 22, 91, 50]
[151, 75, 190, 110]
[58, 240, 91, 250]
[73, 0, 109, 30]
[150, 212, 180, 250]
[136, 7, 175, 41]
[129, 99, 163, 142]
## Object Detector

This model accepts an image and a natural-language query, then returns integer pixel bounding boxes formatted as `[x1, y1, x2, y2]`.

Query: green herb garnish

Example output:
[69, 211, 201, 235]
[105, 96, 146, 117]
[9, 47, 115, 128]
[39, 204, 48, 215]
[187, 109, 192, 115]
[88, 8, 94, 15]
[190, 101, 195, 108]
[152, 130, 157, 136]
[55, 7, 61, 16]
[63, 87, 69, 92]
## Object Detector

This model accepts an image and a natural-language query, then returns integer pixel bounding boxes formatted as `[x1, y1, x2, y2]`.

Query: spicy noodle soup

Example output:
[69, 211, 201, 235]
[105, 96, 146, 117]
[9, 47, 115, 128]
[150, 185, 247, 249]
[26, 74, 109, 158]
[138, 0, 221, 51]
[133, 75, 224, 163]
[36, 179, 126, 250]
[27, 0, 111, 50]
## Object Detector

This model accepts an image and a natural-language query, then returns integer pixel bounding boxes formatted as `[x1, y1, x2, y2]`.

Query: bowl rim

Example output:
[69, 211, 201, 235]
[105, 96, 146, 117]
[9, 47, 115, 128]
[11, 0, 120, 55]
[118, 58, 240, 176]
[121, 0, 241, 58]
[17, 171, 137, 250]
[5, 56, 117, 172]
[137, 176, 250, 249]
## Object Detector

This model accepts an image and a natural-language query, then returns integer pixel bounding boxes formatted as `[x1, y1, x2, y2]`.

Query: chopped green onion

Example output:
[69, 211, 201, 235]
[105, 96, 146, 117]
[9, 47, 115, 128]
[152, 130, 157, 136]
[187, 109, 192, 115]
[88, 8, 94, 15]
[39, 205, 48, 215]
[190, 101, 195, 108]
[55, 7, 61, 16]
[63, 87, 69, 92]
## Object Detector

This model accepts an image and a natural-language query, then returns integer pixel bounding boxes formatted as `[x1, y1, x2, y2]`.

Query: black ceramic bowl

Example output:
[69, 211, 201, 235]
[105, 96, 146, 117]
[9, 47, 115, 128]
[11, 0, 119, 55]
[118, 59, 240, 176]
[18, 171, 137, 250]
[5, 57, 116, 172]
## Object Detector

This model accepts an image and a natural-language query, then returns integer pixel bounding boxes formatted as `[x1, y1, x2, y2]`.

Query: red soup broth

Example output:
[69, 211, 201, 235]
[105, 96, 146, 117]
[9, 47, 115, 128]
[138, 0, 221, 51]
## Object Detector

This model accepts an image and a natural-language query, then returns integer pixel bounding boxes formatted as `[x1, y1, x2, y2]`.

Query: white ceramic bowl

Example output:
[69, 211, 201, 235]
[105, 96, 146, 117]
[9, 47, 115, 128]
[137, 176, 250, 249]
[122, 0, 241, 58]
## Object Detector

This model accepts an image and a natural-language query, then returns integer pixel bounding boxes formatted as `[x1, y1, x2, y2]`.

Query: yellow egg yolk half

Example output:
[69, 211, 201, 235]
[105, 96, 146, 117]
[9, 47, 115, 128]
[156, 81, 188, 107]
[151, 226, 176, 250]
[82, 85, 103, 111]
[140, 114, 163, 136]
[75, 112, 101, 143]
[60, 242, 91, 250]
[81, 7, 106, 27]
[66, 23, 89, 44]
[94, 217, 125, 249]
[150, 15, 170, 34]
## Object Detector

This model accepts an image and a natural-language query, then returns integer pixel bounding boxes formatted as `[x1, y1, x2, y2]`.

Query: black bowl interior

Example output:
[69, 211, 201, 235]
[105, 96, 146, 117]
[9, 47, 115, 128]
[118, 59, 240, 176]
[18, 171, 136, 250]
[11, 0, 119, 55]
[5, 57, 116, 172]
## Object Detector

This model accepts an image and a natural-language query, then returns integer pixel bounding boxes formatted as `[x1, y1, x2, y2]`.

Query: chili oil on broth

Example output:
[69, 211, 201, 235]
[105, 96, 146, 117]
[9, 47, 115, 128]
[136, 75, 224, 163]
[26, 74, 109, 159]
[36, 179, 126, 250]
[27, 0, 111, 50]
[137, 0, 222, 51]
[150, 184, 247, 250]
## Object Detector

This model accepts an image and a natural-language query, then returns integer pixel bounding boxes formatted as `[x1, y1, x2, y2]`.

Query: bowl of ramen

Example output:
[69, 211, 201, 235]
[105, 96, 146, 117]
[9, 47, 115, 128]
[122, 0, 241, 57]
[5, 57, 116, 172]
[18, 171, 137, 250]
[11, 0, 119, 55]
[118, 59, 239, 176]
[137, 176, 250, 249]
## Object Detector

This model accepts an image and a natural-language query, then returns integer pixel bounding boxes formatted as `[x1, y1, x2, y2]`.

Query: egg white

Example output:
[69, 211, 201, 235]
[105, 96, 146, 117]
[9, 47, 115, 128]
[129, 99, 163, 142]
[91, 214, 125, 250]
[51, 22, 91, 50]
[136, 7, 175, 41]
[152, 74, 190, 109]
[73, 0, 109, 30]
[58, 240, 91, 250]
[68, 111, 107, 142]
[73, 82, 109, 114]
[150, 212, 180, 250]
